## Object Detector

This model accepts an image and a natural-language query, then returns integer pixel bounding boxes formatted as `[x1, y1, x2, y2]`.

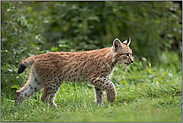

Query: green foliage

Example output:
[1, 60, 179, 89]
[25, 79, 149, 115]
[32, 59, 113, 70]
[1, 1, 42, 98]
[1, 1, 182, 122]
[41, 2, 181, 63]
[1, 1, 181, 69]
[2, 1, 181, 60]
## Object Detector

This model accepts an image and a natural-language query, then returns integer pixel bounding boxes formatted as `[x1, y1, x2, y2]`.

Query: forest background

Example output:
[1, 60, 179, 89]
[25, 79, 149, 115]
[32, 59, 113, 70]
[1, 1, 182, 122]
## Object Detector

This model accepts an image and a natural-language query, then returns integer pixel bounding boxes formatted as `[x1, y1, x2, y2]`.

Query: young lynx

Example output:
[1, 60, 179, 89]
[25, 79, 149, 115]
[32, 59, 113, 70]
[15, 38, 133, 107]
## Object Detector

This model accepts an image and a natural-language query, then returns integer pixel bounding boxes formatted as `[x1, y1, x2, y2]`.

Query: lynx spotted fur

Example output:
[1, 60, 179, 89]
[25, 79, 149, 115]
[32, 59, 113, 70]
[15, 38, 134, 107]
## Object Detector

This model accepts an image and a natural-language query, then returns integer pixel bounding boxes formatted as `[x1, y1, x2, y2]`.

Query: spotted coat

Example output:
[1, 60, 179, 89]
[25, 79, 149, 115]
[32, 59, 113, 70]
[15, 38, 134, 107]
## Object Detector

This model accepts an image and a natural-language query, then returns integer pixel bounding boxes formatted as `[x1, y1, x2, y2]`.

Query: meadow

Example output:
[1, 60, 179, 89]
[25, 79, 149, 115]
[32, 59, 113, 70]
[1, 1, 182, 122]
[1, 60, 182, 122]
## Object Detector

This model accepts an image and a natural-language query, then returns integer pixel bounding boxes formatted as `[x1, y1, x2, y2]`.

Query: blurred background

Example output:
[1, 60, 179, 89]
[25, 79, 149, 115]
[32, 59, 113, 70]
[1, 1, 182, 98]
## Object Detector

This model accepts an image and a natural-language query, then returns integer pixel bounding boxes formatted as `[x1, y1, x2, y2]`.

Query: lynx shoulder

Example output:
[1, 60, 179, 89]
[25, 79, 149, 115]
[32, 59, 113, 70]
[15, 38, 134, 107]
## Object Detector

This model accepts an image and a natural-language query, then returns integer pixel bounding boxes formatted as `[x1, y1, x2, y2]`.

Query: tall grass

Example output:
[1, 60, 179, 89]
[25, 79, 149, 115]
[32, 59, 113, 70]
[1, 60, 182, 122]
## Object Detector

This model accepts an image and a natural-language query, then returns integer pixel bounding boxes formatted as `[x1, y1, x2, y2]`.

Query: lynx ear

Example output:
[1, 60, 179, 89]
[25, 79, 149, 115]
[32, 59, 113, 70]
[123, 37, 131, 46]
[113, 38, 122, 52]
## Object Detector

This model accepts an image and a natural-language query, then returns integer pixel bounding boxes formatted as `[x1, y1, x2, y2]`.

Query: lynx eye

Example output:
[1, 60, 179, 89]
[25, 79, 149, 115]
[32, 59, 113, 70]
[126, 53, 130, 57]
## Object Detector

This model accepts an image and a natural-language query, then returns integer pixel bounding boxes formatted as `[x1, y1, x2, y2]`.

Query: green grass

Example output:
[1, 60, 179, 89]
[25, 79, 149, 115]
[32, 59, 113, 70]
[1, 61, 182, 122]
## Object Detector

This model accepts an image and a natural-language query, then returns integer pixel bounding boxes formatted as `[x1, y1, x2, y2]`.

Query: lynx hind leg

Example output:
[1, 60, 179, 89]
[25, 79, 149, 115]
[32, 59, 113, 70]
[41, 78, 63, 107]
[95, 87, 105, 104]
[90, 76, 117, 103]
[15, 66, 44, 106]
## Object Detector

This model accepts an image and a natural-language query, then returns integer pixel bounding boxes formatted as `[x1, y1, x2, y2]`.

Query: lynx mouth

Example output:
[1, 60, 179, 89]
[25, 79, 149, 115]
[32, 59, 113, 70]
[124, 62, 131, 65]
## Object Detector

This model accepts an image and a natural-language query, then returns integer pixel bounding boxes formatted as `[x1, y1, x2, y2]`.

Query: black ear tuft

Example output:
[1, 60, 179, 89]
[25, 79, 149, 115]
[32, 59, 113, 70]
[123, 37, 131, 46]
[127, 37, 130, 44]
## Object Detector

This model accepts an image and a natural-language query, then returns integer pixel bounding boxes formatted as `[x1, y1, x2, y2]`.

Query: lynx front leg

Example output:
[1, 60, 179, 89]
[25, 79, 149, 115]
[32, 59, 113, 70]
[95, 87, 105, 104]
[89, 76, 117, 103]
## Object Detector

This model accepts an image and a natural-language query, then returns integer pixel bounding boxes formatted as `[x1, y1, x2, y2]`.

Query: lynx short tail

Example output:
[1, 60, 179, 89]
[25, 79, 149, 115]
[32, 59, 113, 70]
[18, 56, 35, 74]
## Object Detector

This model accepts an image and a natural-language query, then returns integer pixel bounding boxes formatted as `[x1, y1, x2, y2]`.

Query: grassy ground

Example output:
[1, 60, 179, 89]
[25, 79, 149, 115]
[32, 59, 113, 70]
[1, 61, 182, 122]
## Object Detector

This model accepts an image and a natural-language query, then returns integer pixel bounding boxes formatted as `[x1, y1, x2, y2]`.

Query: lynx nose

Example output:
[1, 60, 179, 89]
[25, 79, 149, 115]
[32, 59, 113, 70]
[131, 57, 134, 63]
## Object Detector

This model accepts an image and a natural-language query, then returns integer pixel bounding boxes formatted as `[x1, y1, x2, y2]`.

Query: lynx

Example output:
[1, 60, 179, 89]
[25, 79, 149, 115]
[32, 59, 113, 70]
[15, 38, 133, 107]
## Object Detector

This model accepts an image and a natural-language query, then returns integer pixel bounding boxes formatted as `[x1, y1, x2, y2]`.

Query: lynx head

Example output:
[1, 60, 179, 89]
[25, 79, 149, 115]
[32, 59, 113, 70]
[112, 37, 134, 66]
